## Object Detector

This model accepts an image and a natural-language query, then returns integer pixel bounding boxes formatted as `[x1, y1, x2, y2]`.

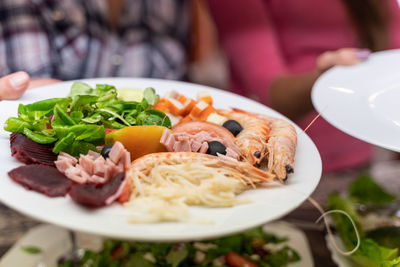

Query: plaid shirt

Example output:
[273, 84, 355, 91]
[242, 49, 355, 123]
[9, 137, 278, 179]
[0, 0, 190, 80]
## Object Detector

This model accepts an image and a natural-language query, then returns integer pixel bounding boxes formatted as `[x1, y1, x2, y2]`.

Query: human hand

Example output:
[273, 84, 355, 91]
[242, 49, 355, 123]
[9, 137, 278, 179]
[0, 72, 60, 100]
[316, 48, 371, 73]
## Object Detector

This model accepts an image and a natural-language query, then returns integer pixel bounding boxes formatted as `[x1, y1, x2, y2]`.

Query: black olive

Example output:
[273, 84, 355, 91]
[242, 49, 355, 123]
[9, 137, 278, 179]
[222, 120, 243, 136]
[206, 141, 227, 156]
[254, 151, 261, 158]
[101, 144, 114, 158]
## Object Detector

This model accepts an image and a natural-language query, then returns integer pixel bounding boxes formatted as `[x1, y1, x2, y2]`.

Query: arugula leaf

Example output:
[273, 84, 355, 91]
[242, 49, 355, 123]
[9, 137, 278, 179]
[74, 125, 105, 143]
[69, 141, 98, 155]
[166, 244, 188, 267]
[351, 239, 398, 267]
[262, 246, 301, 267]
[380, 257, 400, 267]
[70, 95, 98, 111]
[137, 110, 171, 128]
[54, 104, 76, 126]
[69, 82, 94, 96]
[349, 175, 396, 205]
[4, 117, 33, 133]
[23, 128, 57, 144]
[126, 253, 156, 267]
[367, 226, 400, 249]
[21, 245, 42, 254]
[143, 87, 159, 106]
[327, 193, 364, 249]
[70, 111, 83, 123]
[25, 98, 66, 112]
[82, 113, 103, 124]
[53, 132, 76, 154]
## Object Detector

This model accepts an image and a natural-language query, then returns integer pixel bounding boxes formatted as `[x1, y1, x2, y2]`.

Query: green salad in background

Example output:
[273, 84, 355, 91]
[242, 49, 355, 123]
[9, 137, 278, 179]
[4, 82, 170, 156]
[328, 175, 400, 267]
[58, 227, 300, 267]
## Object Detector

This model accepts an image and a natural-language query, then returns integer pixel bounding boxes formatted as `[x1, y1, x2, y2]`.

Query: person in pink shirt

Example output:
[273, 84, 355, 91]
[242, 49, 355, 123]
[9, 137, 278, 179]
[207, 0, 400, 173]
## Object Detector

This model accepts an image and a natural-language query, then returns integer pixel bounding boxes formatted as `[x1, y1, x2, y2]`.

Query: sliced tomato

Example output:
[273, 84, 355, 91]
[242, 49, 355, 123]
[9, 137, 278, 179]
[225, 252, 259, 267]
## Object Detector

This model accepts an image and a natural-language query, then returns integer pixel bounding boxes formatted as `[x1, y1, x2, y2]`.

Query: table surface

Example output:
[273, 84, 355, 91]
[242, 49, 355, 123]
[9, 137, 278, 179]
[1, 147, 399, 266]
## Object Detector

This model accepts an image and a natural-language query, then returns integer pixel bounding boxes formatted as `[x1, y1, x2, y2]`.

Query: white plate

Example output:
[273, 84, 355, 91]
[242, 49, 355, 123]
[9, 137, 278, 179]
[0, 222, 314, 267]
[326, 234, 354, 267]
[0, 78, 321, 242]
[312, 49, 400, 152]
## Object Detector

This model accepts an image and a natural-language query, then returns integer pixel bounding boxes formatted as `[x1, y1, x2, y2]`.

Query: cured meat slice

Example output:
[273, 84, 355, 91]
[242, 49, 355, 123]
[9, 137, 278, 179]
[10, 133, 57, 166]
[8, 165, 73, 197]
[69, 172, 126, 208]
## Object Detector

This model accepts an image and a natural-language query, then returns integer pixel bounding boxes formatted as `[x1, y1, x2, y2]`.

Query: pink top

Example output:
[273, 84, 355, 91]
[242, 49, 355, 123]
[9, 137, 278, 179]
[207, 0, 400, 173]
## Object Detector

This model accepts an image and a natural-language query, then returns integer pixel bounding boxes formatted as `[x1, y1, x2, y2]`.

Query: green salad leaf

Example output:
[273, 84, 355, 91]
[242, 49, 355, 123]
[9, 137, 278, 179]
[21, 245, 42, 254]
[327, 175, 400, 267]
[58, 227, 300, 267]
[143, 87, 159, 106]
[349, 175, 396, 205]
[380, 258, 400, 267]
[4, 82, 170, 156]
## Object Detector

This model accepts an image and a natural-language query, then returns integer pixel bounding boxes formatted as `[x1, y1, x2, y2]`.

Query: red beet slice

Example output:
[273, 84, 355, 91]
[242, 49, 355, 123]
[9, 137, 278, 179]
[69, 172, 125, 208]
[8, 165, 73, 197]
[10, 133, 57, 166]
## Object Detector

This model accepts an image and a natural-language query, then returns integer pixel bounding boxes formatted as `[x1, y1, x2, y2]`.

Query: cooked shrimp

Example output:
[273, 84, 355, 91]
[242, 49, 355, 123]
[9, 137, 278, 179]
[128, 152, 274, 187]
[218, 110, 270, 165]
[232, 108, 297, 181]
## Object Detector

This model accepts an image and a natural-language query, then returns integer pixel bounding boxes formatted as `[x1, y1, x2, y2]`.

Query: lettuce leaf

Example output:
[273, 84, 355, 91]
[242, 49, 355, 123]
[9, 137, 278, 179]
[349, 175, 396, 205]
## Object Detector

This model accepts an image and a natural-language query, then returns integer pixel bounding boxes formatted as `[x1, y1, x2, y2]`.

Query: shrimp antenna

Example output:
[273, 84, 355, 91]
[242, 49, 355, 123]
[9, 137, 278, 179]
[303, 105, 328, 132]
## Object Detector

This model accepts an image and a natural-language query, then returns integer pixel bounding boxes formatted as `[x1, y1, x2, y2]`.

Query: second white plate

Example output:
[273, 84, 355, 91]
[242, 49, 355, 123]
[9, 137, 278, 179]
[312, 49, 400, 152]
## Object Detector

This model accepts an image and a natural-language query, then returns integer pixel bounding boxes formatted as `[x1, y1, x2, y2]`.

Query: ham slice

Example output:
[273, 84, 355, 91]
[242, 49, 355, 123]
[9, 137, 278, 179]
[55, 141, 131, 184]
[160, 129, 241, 160]
[8, 165, 73, 197]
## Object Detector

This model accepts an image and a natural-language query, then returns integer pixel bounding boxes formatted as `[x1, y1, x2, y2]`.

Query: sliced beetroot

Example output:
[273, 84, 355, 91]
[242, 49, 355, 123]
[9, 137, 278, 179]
[10, 133, 57, 166]
[69, 172, 125, 208]
[8, 165, 73, 197]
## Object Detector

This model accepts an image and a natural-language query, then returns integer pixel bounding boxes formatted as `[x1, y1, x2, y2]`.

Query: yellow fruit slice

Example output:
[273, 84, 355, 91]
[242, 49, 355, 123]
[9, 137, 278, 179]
[117, 88, 144, 102]
[105, 125, 168, 160]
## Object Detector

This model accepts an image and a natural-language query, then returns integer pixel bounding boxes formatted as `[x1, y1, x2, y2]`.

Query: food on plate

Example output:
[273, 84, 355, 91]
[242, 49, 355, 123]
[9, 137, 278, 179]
[58, 226, 301, 267]
[55, 142, 130, 184]
[69, 172, 127, 207]
[217, 109, 270, 166]
[4, 82, 169, 156]
[10, 132, 57, 166]
[4, 82, 298, 222]
[105, 125, 168, 160]
[125, 152, 273, 222]
[262, 116, 297, 181]
[327, 175, 400, 266]
[162, 121, 241, 159]
[8, 165, 73, 197]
